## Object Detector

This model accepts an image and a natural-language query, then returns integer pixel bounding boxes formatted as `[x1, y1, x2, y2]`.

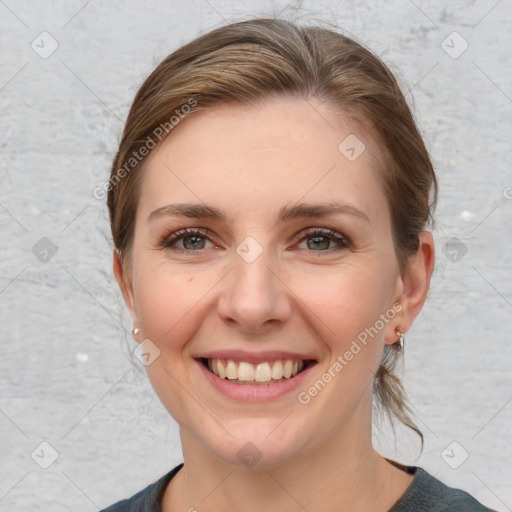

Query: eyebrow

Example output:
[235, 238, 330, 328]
[148, 202, 370, 224]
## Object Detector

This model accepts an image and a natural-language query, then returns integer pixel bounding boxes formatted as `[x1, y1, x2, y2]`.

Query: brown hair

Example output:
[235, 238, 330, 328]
[107, 18, 436, 443]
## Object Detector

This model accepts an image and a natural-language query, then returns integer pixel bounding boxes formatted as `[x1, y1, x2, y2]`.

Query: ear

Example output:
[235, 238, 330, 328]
[385, 231, 435, 343]
[113, 249, 137, 321]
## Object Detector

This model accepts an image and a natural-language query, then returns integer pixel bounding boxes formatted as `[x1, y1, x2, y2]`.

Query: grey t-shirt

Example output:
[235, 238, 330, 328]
[100, 463, 494, 511]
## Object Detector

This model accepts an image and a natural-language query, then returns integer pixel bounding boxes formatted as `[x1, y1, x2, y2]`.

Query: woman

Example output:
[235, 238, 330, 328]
[101, 18, 492, 512]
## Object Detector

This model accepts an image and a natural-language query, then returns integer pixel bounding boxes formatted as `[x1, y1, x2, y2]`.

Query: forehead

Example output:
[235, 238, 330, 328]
[137, 97, 389, 226]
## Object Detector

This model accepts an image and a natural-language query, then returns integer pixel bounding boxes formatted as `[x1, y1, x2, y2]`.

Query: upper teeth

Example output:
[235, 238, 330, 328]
[207, 358, 304, 382]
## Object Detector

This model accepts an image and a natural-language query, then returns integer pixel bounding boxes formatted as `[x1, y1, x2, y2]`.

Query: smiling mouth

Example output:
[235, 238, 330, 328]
[199, 357, 316, 386]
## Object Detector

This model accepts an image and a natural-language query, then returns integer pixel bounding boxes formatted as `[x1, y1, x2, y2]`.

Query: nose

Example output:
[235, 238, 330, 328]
[217, 244, 292, 334]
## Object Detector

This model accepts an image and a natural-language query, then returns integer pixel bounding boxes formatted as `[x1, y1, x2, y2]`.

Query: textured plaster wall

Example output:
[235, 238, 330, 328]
[0, 1, 511, 510]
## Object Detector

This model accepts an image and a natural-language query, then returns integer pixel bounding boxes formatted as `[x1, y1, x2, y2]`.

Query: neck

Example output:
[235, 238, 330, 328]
[162, 403, 413, 512]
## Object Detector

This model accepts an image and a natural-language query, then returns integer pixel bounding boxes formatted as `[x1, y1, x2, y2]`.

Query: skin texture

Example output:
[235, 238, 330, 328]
[114, 96, 435, 511]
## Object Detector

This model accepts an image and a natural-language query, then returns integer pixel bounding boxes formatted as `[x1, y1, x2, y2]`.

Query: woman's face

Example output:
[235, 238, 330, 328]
[116, 97, 410, 468]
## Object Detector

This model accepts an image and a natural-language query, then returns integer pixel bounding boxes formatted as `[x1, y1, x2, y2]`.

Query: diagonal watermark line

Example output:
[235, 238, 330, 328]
[265, 409, 294, 438]
[61, 470, 99, 508]
[61, 369, 131, 439]
[162, 366, 234, 438]
[0, 62, 29, 92]
[471, 471, 511, 511]
[409, 404, 439, 439]
[0, 202, 30, 232]
[60, 205, 89, 233]
[472, 266, 512, 308]
[472, 61, 512, 105]
[164, 267, 233, 336]
[62, 0, 93, 29]
[407, 262, 437, 300]
[203, 0, 229, 23]
[408, 0, 439, 28]
[406, 62, 439, 94]
[274, 1, 296, 19]
[200, 470, 233, 502]
[472, 0, 502, 29]
[266, 165, 337, 235]
[472, 396, 512, 439]
[60, 60, 123, 121]
[470, 203, 500, 233]
[163, 163, 207, 204]
[304, 96, 336, 131]
[0, 0, 29, 28]
[265, 471, 310, 512]
[0, 472, 29, 503]
[0, 407, 29, 438]
[61, 264, 129, 332]
[266, 266, 337, 335]
[0, 265, 29, 295]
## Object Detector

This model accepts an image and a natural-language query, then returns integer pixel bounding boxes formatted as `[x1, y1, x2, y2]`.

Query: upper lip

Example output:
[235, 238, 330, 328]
[194, 350, 317, 365]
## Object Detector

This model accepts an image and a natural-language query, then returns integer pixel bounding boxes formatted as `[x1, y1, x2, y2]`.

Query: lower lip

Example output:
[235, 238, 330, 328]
[195, 359, 315, 402]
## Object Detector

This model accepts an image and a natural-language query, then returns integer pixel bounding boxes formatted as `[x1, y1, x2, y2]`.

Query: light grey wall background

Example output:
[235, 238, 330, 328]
[1, 1, 511, 510]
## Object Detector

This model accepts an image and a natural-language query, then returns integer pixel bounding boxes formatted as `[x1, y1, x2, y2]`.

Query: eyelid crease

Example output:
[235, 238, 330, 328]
[158, 227, 213, 247]
[159, 226, 350, 252]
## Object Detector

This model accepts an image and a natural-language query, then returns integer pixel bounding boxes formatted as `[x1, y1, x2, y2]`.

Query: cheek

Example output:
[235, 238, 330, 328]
[132, 260, 227, 359]
[132, 266, 214, 425]
[292, 262, 390, 385]
[292, 260, 392, 337]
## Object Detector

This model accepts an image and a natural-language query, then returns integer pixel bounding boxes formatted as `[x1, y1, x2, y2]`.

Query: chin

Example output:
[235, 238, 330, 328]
[200, 419, 311, 470]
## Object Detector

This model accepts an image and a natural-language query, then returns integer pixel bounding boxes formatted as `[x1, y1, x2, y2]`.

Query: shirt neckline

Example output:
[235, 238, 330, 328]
[154, 462, 423, 512]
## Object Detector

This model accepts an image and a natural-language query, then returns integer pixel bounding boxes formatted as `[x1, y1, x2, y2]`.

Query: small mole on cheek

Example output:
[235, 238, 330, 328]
[188, 277, 194, 283]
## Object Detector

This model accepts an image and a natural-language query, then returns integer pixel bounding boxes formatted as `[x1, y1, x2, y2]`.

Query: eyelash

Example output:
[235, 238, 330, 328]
[159, 227, 350, 254]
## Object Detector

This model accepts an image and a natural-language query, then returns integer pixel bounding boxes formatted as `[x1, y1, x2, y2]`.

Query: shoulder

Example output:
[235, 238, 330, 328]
[390, 467, 495, 512]
[99, 463, 184, 512]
